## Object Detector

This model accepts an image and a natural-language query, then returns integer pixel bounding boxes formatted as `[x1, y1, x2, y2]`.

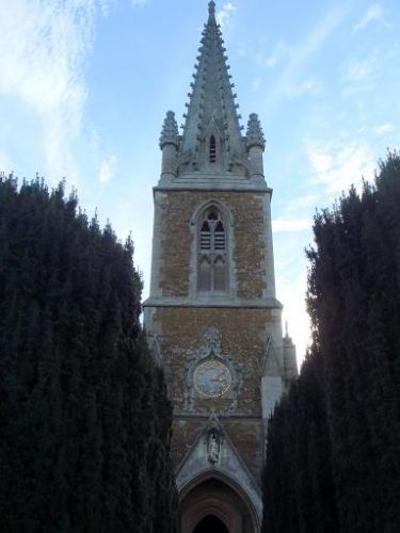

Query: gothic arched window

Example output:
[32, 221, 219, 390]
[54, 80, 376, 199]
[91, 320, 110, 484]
[197, 208, 227, 292]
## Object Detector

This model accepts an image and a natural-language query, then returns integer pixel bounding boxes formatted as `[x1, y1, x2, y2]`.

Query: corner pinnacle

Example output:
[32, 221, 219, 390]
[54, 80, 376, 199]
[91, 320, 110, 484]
[246, 113, 266, 151]
[159, 111, 179, 149]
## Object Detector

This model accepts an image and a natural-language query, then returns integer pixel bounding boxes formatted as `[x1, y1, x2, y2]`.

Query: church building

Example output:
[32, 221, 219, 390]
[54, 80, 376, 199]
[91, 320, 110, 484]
[144, 2, 297, 531]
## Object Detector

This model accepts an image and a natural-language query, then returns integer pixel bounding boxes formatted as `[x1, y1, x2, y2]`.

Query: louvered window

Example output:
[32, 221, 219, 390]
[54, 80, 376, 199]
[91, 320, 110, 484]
[197, 208, 228, 292]
[200, 221, 211, 250]
[214, 221, 225, 250]
[209, 135, 217, 163]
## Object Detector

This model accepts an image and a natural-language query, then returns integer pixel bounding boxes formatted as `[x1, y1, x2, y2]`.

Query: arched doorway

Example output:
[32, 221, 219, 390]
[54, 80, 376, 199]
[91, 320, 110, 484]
[193, 515, 229, 533]
[180, 475, 259, 532]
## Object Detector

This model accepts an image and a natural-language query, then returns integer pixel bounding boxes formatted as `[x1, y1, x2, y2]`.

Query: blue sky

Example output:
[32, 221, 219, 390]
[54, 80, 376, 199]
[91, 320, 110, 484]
[1, 0, 399, 365]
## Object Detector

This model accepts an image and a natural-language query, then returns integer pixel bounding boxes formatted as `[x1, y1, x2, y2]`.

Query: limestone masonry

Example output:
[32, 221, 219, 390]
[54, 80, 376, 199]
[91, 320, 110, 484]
[144, 2, 297, 531]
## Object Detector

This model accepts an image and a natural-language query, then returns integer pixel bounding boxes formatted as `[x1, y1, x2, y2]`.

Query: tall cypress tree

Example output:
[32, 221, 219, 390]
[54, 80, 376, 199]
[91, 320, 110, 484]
[262, 348, 338, 533]
[262, 151, 400, 533]
[0, 176, 178, 532]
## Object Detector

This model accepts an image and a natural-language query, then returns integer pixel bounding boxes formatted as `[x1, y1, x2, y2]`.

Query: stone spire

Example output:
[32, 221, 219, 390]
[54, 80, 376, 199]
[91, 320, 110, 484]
[180, 1, 244, 171]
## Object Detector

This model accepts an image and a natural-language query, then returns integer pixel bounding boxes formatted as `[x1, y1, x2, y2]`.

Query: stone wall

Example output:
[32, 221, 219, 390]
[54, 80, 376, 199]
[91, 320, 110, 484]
[173, 417, 264, 482]
[154, 190, 273, 300]
[151, 307, 272, 415]
[150, 306, 273, 479]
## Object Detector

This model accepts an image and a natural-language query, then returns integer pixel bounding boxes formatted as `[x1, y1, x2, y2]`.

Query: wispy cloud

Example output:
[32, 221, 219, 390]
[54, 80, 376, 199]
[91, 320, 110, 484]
[131, 0, 148, 6]
[283, 6, 347, 79]
[256, 40, 289, 69]
[251, 77, 262, 93]
[0, 0, 110, 182]
[264, 5, 347, 105]
[98, 155, 117, 184]
[285, 77, 322, 99]
[374, 123, 395, 136]
[354, 4, 385, 31]
[216, 2, 237, 28]
[341, 47, 393, 98]
[273, 218, 311, 233]
[306, 139, 376, 194]
[344, 52, 379, 83]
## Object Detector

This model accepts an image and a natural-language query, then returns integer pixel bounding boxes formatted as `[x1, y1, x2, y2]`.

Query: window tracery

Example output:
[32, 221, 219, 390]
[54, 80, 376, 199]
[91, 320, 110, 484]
[197, 207, 227, 292]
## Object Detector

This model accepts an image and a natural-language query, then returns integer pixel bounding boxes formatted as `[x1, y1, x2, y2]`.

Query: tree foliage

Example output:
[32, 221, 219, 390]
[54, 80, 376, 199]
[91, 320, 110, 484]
[0, 176, 178, 532]
[262, 152, 400, 533]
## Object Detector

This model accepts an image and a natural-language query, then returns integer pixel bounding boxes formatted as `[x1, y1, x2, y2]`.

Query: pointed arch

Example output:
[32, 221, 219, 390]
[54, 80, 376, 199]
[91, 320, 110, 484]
[194, 202, 230, 293]
[193, 515, 229, 533]
[191, 199, 233, 228]
[179, 471, 260, 532]
[202, 117, 223, 169]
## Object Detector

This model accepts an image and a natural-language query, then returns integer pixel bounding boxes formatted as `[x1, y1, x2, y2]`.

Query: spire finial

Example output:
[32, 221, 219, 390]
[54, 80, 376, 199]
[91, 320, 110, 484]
[208, 1, 216, 17]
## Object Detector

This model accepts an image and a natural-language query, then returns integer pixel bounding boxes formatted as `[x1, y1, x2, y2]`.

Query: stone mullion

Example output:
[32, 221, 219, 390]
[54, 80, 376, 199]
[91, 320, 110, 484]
[210, 220, 216, 291]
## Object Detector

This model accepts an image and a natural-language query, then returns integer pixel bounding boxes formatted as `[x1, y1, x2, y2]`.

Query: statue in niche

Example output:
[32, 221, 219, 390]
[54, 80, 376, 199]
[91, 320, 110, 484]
[207, 430, 220, 465]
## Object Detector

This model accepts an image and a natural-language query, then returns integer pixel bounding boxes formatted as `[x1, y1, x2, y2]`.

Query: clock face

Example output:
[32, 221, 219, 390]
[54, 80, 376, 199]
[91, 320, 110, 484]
[193, 359, 232, 398]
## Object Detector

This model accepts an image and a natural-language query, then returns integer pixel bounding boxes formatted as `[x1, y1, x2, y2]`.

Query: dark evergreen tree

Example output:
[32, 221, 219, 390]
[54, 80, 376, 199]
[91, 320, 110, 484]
[0, 175, 178, 532]
[262, 151, 400, 533]
[262, 348, 339, 533]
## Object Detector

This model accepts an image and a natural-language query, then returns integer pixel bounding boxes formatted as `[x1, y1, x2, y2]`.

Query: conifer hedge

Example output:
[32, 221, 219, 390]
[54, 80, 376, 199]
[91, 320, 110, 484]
[0, 176, 177, 532]
[262, 152, 400, 533]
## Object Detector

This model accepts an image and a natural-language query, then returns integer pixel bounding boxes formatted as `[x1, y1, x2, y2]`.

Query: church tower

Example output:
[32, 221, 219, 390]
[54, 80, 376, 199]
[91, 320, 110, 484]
[144, 3, 297, 531]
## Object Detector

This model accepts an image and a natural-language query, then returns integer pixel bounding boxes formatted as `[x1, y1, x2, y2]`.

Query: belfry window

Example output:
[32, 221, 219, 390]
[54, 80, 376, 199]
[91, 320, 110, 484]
[197, 208, 227, 292]
[209, 135, 217, 163]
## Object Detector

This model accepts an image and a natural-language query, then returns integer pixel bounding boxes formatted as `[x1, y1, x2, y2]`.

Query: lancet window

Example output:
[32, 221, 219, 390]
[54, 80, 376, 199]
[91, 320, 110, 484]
[198, 208, 227, 292]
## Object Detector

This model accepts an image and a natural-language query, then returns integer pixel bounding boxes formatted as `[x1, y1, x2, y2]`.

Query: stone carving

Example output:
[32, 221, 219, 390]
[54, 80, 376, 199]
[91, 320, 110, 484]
[147, 333, 163, 366]
[182, 327, 242, 414]
[203, 327, 221, 356]
[207, 430, 220, 465]
[176, 412, 262, 523]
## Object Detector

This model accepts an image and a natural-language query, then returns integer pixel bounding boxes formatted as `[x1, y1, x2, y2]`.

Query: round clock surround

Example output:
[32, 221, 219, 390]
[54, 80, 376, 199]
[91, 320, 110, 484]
[193, 358, 232, 398]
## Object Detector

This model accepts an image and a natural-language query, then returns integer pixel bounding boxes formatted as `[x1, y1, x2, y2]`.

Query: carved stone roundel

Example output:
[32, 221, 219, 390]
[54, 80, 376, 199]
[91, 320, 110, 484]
[193, 359, 232, 398]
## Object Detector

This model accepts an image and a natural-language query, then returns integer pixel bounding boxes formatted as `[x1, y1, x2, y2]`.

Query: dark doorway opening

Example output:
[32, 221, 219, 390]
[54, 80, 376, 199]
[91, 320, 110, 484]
[193, 514, 229, 533]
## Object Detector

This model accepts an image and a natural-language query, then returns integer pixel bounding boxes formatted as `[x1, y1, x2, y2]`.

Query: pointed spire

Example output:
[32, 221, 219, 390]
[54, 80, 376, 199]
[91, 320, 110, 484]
[159, 111, 179, 149]
[246, 113, 266, 151]
[180, 1, 243, 170]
